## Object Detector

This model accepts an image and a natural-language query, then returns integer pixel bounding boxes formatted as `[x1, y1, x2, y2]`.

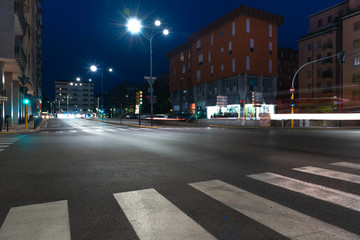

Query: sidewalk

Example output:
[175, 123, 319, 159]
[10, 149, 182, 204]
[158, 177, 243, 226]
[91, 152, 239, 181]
[0, 119, 46, 134]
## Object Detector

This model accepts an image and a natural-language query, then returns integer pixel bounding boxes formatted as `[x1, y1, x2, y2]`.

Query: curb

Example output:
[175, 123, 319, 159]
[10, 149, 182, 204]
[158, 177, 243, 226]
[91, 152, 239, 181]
[0, 131, 17, 134]
[208, 124, 348, 130]
[86, 118, 159, 129]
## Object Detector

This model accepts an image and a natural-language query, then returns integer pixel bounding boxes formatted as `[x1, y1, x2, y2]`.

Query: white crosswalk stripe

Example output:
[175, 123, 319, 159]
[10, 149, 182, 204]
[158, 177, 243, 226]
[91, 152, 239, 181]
[293, 166, 360, 184]
[113, 188, 216, 240]
[248, 172, 360, 212]
[189, 179, 359, 240]
[0, 200, 71, 240]
[331, 162, 360, 170]
[0, 136, 24, 153]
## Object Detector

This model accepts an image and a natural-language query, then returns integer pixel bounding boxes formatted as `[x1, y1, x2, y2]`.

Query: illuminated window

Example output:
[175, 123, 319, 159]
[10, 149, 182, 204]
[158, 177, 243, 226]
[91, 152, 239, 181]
[269, 24, 272, 38]
[269, 42, 272, 55]
[221, 64, 224, 71]
[182, 64, 186, 74]
[198, 54, 203, 65]
[246, 56, 250, 71]
[232, 22, 236, 36]
[211, 33, 214, 46]
[180, 52, 184, 62]
[250, 39, 254, 52]
[229, 41, 232, 55]
[354, 56, 360, 66]
[208, 51, 211, 62]
[246, 18, 250, 33]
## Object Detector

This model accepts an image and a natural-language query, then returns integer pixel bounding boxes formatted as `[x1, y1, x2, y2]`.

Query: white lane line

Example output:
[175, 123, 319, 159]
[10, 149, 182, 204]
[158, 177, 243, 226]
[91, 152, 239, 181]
[331, 162, 360, 170]
[0, 149, 4, 152]
[117, 128, 127, 131]
[40, 131, 49, 134]
[81, 129, 92, 133]
[69, 130, 77, 133]
[96, 129, 104, 132]
[0, 200, 71, 240]
[189, 180, 359, 240]
[114, 188, 216, 240]
[0, 145, 10, 148]
[293, 166, 360, 184]
[248, 172, 360, 212]
[55, 131, 64, 134]
[106, 129, 116, 131]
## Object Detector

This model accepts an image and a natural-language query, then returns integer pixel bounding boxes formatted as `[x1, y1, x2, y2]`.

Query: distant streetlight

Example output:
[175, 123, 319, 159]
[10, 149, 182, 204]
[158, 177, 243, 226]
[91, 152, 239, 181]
[89, 79, 92, 82]
[76, 77, 81, 82]
[90, 65, 113, 121]
[126, 18, 170, 126]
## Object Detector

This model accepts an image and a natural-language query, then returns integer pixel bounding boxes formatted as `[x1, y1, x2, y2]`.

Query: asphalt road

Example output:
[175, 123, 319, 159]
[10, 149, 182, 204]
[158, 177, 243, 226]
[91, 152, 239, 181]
[0, 118, 359, 240]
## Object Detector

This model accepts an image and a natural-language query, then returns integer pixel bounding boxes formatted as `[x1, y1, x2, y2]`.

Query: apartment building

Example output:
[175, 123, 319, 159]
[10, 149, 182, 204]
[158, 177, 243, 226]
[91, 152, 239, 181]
[167, 6, 283, 118]
[54, 81, 95, 114]
[0, 0, 43, 126]
[298, 0, 360, 112]
[277, 47, 298, 112]
[343, 5, 360, 111]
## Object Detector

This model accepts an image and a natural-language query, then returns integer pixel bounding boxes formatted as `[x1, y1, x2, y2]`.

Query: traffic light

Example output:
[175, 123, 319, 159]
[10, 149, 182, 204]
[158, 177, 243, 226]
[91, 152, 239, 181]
[337, 51, 346, 64]
[290, 98, 295, 108]
[240, 99, 245, 108]
[136, 91, 143, 105]
[152, 95, 157, 104]
[252, 92, 255, 106]
[23, 98, 30, 105]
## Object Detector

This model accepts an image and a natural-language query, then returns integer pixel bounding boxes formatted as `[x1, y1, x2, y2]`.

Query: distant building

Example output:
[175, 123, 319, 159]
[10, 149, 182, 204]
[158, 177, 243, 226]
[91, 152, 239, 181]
[167, 5, 283, 118]
[0, 0, 43, 125]
[277, 47, 298, 112]
[54, 81, 94, 114]
[298, 0, 360, 112]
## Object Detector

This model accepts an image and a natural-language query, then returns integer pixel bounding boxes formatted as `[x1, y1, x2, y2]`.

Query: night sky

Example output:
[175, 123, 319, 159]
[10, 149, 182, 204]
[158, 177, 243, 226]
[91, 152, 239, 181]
[42, 0, 341, 99]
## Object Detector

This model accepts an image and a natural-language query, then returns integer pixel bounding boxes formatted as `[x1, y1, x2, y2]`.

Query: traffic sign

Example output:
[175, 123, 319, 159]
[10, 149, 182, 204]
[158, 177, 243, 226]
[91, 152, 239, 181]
[145, 76, 157, 86]
[148, 87, 154, 94]
[290, 87, 295, 93]
[0, 96, 8, 102]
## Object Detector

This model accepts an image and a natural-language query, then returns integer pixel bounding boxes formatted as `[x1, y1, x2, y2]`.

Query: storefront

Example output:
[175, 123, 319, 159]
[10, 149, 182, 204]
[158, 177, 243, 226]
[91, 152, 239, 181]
[206, 104, 275, 119]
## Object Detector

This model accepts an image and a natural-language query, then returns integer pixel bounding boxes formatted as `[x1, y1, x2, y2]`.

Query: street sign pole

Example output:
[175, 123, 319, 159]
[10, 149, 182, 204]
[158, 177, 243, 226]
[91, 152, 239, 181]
[290, 87, 295, 129]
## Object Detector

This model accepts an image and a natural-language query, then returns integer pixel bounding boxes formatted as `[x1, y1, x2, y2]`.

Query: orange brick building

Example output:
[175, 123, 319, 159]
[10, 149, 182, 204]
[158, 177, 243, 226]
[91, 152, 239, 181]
[167, 6, 283, 118]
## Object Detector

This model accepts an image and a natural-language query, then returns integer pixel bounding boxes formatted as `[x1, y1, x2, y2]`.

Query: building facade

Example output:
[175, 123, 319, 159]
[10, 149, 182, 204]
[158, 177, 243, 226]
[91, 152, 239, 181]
[167, 6, 283, 118]
[0, 0, 43, 126]
[298, 0, 360, 112]
[54, 81, 95, 114]
[277, 47, 298, 112]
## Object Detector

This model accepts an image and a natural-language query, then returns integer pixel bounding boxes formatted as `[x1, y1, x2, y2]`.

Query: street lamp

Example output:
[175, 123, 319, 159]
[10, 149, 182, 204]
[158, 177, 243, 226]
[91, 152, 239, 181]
[126, 18, 170, 126]
[90, 65, 113, 120]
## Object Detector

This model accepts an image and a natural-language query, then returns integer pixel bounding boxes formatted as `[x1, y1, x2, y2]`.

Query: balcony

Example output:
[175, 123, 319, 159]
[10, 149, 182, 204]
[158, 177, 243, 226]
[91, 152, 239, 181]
[322, 43, 333, 50]
[14, 2, 26, 36]
[15, 38, 27, 72]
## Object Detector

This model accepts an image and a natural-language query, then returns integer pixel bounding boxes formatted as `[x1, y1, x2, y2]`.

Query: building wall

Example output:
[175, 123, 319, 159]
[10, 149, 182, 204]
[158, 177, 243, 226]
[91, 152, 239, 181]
[343, 13, 360, 111]
[0, 0, 15, 60]
[309, 2, 348, 33]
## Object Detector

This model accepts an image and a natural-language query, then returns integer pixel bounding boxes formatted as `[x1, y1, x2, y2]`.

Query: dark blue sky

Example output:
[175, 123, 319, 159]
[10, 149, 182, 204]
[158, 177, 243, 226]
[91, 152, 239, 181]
[42, 0, 341, 99]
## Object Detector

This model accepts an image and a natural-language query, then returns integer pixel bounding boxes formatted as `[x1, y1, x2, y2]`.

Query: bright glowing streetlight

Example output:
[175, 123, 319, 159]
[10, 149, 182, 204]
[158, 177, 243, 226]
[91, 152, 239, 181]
[126, 17, 170, 126]
[126, 18, 142, 34]
[90, 65, 97, 72]
[109, 68, 113, 72]
[76, 77, 80, 81]
[89, 79, 92, 82]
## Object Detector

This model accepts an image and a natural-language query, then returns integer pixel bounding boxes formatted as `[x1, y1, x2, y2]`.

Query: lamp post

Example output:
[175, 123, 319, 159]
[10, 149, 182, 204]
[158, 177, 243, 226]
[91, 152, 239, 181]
[126, 18, 169, 126]
[90, 65, 113, 121]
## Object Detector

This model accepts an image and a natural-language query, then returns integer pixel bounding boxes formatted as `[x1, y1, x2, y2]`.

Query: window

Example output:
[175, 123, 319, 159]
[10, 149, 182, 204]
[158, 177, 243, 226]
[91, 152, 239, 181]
[317, 40, 322, 48]
[232, 22, 236, 36]
[211, 33, 214, 46]
[318, 19, 322, 27]
[182, 64, 186, 74]
[327, 81, 332, 88]
[269, 60, 272, 74]
[354, 56, 360, 66]
[246, 56, 250, 71]
[188, 62, 191, 72]
[221, 64, 224, 71]
[180, 78, 184, 88]
[211, 65, 214, 78]
[196, 40, 201, 52]
[307, 70, 312, 78]
[188, 76, 191, 85]
[246, 18, 250, 33]
[229, 41, 232, 55]
[198, 54, 203, 65]
[221, 47, 224, 53]
[248, 77, 257, 91]
[196, 70, 201, 82]
[250, 38, 254, 52]
[354, 39, 360, 48]
[353, 73, 360, 83]
[328, 15, 332, 23]
[269, 24, 272, 37]
[232, 58, 235, 72]
[269, 42, 272, 55]
[354, 21, 360, 31]
[208, 51, 211, 62]
[354, 91, 360, 100]
[307, 43, 312, 51]
[188, 49, 191, 59]
[221, 29, 224, 36]
[180, 52, 184, 62]
[317, 68, 322, 77]
[263, 78, 273, 92]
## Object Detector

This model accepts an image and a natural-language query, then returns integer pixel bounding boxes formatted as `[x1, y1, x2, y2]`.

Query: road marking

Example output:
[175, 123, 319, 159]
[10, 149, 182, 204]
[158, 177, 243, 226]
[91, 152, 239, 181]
[248, 172, 360, 212]
[114, 188, 216, 240]
[41, 131, 49, 134]
[189, 179, 359, 239]
[69, 130, 77, 133]
[55, 131, 64, 134]
[117, 128, 127, 131]
[0, 149, 4, 152]
[106, 129, 116, 131]
[0, 145, 9, 148]
[331, 162, 360, 170]
[0, 200, 71, 240]
[293, 166, 360, 184]
[96, 129, 104, 132]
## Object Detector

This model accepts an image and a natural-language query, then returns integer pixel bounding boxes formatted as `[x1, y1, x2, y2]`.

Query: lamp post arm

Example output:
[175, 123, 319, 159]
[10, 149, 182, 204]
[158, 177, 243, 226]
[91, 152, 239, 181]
[291, 52, 341, 88]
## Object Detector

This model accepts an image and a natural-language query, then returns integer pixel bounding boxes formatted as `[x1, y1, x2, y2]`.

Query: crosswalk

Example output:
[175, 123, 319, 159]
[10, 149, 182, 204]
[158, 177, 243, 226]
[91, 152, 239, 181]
[40, 127, 154, 134]
[0, 161, 359, 239]
[0, 135, 25, 153]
